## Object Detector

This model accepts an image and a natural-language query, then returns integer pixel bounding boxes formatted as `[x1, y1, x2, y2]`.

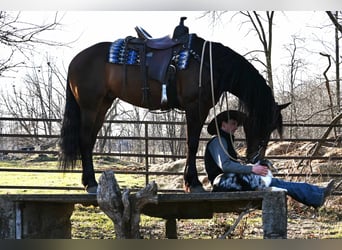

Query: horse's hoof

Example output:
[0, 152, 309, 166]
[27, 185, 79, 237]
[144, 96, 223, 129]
[189, 185, 206, 193]
[86, 185, 98, 194]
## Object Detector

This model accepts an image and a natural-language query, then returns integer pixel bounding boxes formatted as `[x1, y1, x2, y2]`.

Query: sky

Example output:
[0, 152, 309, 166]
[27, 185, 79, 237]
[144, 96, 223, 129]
[10, 11, 336, 82]
[1, 0, 342, 11]
[10, 11, 332, 64]
[45, 11, 329, 59]
[0, 10, 339, 98]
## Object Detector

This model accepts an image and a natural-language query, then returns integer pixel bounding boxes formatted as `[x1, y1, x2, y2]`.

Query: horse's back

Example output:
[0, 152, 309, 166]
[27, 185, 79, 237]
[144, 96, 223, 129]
[68, 42, 112, 90]
[69, 42, 112, 71]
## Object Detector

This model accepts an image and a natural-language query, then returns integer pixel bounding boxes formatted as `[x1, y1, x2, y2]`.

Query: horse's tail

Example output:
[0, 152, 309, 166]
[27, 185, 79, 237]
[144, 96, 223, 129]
[58, 77, 80, 171]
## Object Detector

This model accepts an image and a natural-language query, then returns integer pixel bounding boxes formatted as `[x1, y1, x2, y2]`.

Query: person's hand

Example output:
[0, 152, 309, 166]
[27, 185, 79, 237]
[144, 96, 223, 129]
[251, 164, 268, 176]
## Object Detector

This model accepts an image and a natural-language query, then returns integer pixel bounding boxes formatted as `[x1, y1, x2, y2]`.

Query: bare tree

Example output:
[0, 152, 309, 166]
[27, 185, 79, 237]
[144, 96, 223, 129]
[116, 106, 149, 163]
[326, 11, 342, 34]
[96, 99, 120, 153]
[1, 57, 66, 148]
[153, 110, 186, 160]
[320, 52, 339, 137]
[325, 12, 341, 114]
[239, 11, 275, 91]
[281, 36, 307, 138]
[201, 11, 275, 91]
[0, 11, 64, 78]
[323, 12, 341, 134]
[334, 12, 341, 117]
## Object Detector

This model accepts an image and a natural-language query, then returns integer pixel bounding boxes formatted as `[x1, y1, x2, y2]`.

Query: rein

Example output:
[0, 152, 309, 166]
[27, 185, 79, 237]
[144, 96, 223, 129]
[198, 40, 265, 164]
[198, 40, 208, 88]
[198, 40, 239, 162]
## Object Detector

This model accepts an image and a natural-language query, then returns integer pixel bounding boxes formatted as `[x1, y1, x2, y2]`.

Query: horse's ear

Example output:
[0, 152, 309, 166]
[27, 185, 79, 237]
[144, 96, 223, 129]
[275, 102, 290, 139]
[277, 102, 291, 111]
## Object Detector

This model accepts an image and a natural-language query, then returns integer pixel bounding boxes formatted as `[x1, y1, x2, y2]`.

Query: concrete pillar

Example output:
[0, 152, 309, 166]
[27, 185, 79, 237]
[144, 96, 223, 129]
[262, 191, 287, 239]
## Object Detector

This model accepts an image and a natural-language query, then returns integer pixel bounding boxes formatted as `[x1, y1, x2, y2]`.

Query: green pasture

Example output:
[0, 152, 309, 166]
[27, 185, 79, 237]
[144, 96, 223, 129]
[0, 154, 146, 194]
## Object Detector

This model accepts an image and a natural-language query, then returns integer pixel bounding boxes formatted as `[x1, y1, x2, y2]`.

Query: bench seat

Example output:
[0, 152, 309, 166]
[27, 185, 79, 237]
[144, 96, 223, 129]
[0, 191, 287, 239]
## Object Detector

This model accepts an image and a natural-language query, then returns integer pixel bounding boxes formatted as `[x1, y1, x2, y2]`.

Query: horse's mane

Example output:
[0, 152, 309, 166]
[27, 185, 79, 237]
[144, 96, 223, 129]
[191, 34, 277, 137]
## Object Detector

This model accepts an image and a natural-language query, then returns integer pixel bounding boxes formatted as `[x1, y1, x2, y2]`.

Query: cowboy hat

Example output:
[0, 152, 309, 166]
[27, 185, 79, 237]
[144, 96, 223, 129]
[207, 110, 246, 135]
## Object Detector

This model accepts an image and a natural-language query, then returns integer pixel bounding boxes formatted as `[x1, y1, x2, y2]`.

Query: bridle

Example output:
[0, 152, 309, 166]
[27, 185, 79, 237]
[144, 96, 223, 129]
[248, 139, 268, 164]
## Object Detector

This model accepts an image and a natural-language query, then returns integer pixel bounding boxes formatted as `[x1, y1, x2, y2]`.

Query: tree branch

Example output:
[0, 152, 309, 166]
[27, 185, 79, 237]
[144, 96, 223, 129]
[326, 11, 342, 34]
[219, 203, 257, 239]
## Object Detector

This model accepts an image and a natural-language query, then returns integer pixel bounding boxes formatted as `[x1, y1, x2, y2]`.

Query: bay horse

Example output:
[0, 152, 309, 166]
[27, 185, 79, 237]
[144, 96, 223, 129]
[59, 24, 289, 193]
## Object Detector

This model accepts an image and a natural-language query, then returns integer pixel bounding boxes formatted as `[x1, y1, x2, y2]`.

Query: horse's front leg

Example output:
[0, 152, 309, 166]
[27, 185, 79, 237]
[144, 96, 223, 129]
[183, 134, 203, 193]
[184, 107, 209, 193]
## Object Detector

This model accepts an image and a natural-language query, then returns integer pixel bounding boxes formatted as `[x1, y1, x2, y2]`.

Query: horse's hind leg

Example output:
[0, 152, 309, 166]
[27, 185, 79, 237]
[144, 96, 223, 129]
[79, 109, 99, 192]
[80, 97, 114, 193]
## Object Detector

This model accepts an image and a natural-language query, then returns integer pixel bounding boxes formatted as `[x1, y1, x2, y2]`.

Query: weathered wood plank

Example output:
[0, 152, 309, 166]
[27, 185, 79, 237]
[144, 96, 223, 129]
[2, 194, 97, 205]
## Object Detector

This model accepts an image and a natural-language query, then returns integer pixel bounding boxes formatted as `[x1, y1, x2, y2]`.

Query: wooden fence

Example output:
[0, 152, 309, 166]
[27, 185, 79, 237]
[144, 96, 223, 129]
[0, 117, 341, 194]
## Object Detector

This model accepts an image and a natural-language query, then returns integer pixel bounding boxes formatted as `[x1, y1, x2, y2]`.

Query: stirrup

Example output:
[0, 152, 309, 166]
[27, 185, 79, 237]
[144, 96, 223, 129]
[160, 84, 168, 104]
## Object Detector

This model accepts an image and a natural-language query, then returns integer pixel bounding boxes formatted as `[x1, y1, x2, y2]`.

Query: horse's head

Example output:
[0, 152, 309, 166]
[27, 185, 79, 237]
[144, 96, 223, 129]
[244, 102, 290, 164]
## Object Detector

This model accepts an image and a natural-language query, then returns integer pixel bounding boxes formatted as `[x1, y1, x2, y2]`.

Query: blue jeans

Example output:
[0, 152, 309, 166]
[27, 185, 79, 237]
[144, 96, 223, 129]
[271, 178, 325, 208]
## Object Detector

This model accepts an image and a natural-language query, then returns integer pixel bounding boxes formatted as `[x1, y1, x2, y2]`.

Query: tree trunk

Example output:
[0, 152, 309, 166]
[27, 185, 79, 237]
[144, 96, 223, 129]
[335, 11, 341, 134]
[97, 170, 158, 239]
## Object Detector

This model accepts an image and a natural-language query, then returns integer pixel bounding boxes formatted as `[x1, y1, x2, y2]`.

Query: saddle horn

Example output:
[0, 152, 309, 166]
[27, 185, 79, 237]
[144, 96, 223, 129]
[172, 17, 189, 41]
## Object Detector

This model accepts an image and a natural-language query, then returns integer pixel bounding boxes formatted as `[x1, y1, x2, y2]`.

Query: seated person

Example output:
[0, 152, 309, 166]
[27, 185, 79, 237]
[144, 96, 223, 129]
[204, 110, 335, 208]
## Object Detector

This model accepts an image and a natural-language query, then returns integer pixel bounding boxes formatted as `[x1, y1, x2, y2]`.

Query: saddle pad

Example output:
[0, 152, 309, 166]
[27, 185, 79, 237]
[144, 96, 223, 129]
[108, 39, 140, 65]
[108, 38, 190, 70]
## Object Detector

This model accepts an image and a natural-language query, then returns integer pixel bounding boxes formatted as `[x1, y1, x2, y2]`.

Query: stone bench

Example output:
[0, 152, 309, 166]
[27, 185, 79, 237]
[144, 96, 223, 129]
[0, 191, 287, 239]
[0, 194, 96, 239]
[142, 191, 287, 239]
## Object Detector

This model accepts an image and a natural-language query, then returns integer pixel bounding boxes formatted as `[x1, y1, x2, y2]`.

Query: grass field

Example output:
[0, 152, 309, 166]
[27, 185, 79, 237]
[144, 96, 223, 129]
[0, 154, 146, 194]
